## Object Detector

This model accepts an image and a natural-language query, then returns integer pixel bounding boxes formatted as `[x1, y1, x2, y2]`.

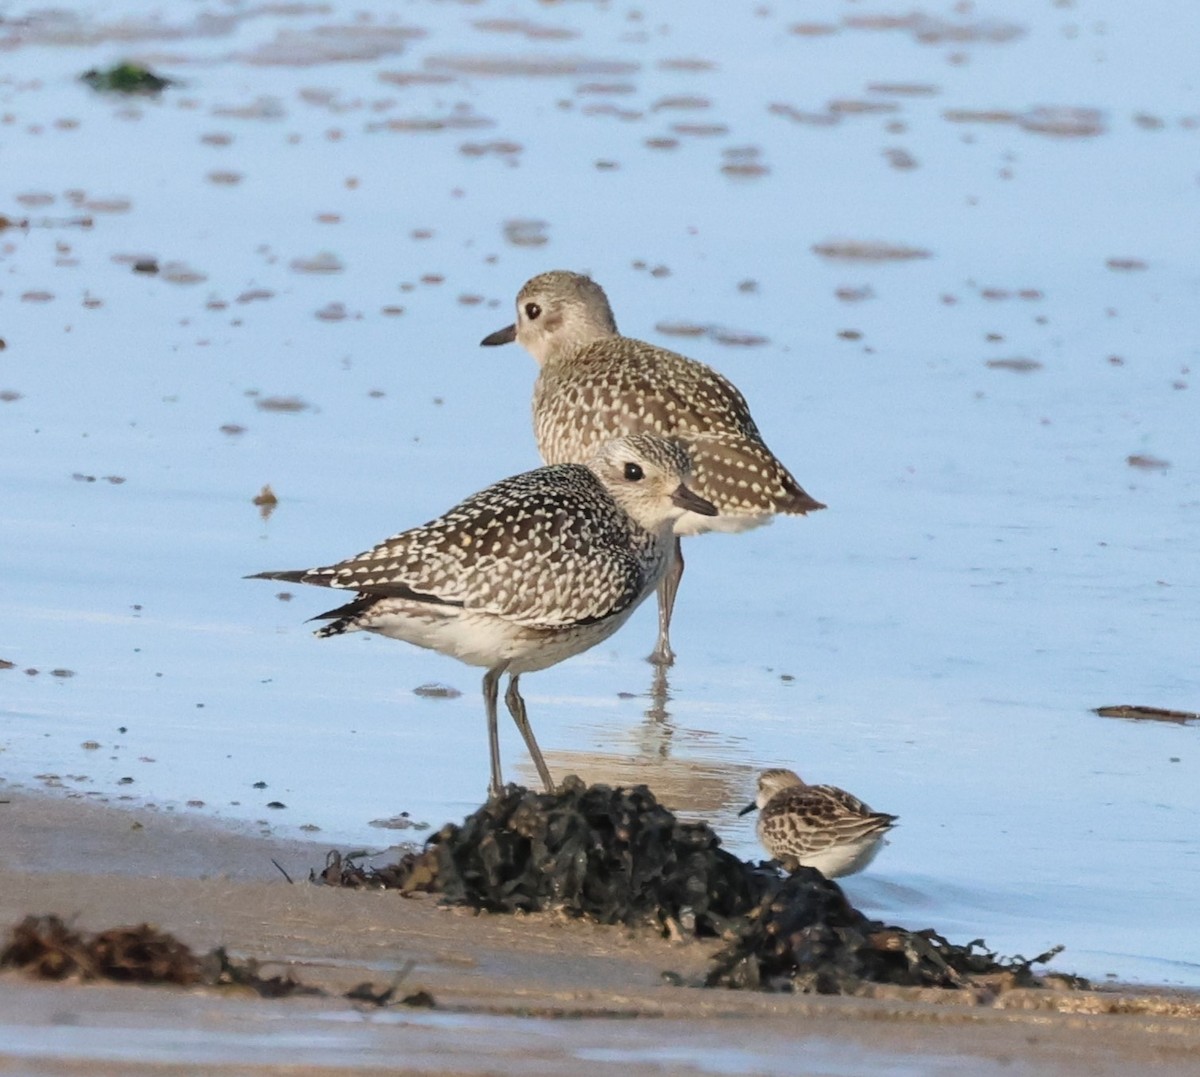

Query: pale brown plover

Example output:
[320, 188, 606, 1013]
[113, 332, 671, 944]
[482, 270, 824, 666]
[249, 435, 716, 797]
[739, 767, 897, 879]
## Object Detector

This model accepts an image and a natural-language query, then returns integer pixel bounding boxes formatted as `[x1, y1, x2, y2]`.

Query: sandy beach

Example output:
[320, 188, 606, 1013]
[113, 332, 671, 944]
[2, 786, 1199, 1076]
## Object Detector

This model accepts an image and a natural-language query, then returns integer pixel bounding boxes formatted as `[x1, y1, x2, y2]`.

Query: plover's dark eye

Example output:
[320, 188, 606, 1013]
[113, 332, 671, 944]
[524, 302, 542, 320]
[623, 462, 644, 481]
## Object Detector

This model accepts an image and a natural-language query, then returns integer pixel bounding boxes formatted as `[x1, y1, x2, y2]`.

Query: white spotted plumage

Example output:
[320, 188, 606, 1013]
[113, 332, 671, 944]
[296, 465, 654, 636]
[250, 434, 716, 796]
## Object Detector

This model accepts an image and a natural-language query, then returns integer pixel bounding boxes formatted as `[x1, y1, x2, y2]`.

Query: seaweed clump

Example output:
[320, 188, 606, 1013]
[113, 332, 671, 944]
[428, 777, 766, 935]
[311, 780, 1083, 998]
[2, 915, 321, 998]
[312, 847, 440, 892]
[1, 915, 202, 986]
[706, 871, 1082, 995]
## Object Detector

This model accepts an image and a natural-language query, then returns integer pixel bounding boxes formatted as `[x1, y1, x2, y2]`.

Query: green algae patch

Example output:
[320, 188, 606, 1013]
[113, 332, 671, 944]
[81, 62, 175, 95]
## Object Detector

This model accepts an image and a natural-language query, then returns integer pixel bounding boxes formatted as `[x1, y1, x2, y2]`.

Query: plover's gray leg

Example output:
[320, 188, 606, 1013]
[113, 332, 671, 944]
[650, 536, 684, 666]
[483, 666, 506, 796]
[504, 673, 556, 793]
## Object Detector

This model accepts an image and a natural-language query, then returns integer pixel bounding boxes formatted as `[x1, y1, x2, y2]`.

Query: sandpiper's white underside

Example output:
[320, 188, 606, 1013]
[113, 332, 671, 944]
[788, 834, 888, 879]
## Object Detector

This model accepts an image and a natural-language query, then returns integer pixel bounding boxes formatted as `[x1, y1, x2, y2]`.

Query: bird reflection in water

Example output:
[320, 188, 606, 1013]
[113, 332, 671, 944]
[520, 663, 752, 815]
[632, 661, 673, 755]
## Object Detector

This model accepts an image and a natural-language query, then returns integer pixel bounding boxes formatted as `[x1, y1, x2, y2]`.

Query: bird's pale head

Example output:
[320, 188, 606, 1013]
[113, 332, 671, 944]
[587, 434, 716, 533]
[755, 767, 806, 807]
[481, 270, 619, 366]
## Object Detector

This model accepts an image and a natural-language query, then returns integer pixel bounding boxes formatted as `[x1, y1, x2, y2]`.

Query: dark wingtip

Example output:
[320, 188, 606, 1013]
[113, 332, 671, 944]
[788, 490, 826, 515]
[246, 569, 307, 583]
[480, 324, 517, 347]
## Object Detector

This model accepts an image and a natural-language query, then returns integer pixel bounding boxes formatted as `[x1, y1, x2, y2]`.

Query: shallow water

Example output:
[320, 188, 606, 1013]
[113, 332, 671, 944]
[0, 994, 1028, 1076]
[2, 0, 1197, 989]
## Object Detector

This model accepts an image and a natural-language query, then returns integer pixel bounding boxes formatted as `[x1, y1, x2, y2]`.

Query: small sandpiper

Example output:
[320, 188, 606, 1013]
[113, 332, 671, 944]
[740, 768, 897, 879]
[482, 270, 824, 666]
[249, 435, 716, 797]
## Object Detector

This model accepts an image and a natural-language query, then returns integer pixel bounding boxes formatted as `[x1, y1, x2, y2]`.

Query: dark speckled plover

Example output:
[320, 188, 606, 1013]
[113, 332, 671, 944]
[250, 434, 715, 797]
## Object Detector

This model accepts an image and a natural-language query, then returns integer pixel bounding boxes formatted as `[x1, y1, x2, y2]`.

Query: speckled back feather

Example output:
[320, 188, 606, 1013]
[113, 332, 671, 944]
[503, 272, 824, 521]
[287, 464, 661, 631]
[533, 338, 819, 517]
[761, 785, 895, 835]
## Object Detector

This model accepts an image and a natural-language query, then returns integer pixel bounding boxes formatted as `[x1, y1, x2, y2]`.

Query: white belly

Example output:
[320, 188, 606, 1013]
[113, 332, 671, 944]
[348, 601, 637, 674]
[673, 510, 772, 537]
[797, 836, 886, 879]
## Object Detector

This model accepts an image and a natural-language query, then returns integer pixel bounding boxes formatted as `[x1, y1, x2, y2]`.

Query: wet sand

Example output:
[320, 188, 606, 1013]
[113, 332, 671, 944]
[2, 787, 1199, 1076]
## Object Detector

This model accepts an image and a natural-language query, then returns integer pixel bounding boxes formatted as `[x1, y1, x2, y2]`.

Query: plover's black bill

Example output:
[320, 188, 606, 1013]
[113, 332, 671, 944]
[481, 323, 517, 346]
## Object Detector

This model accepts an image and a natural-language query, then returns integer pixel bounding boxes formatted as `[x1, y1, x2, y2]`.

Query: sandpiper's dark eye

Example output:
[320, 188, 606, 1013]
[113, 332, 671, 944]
[624, 462, 644, 481]
[524, 302, 542, 320]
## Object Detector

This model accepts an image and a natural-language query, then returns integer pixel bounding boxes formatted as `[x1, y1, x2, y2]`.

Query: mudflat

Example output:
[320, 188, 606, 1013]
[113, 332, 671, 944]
[1, 787, 1198, 1076]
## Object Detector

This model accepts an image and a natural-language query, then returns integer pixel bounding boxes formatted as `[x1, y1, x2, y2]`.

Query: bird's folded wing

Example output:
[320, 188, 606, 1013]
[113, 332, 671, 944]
[314, 506, 648, 628]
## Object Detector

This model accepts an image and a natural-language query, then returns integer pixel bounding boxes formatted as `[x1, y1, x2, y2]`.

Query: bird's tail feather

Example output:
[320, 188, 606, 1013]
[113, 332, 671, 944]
[246, 569, 308, 583]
